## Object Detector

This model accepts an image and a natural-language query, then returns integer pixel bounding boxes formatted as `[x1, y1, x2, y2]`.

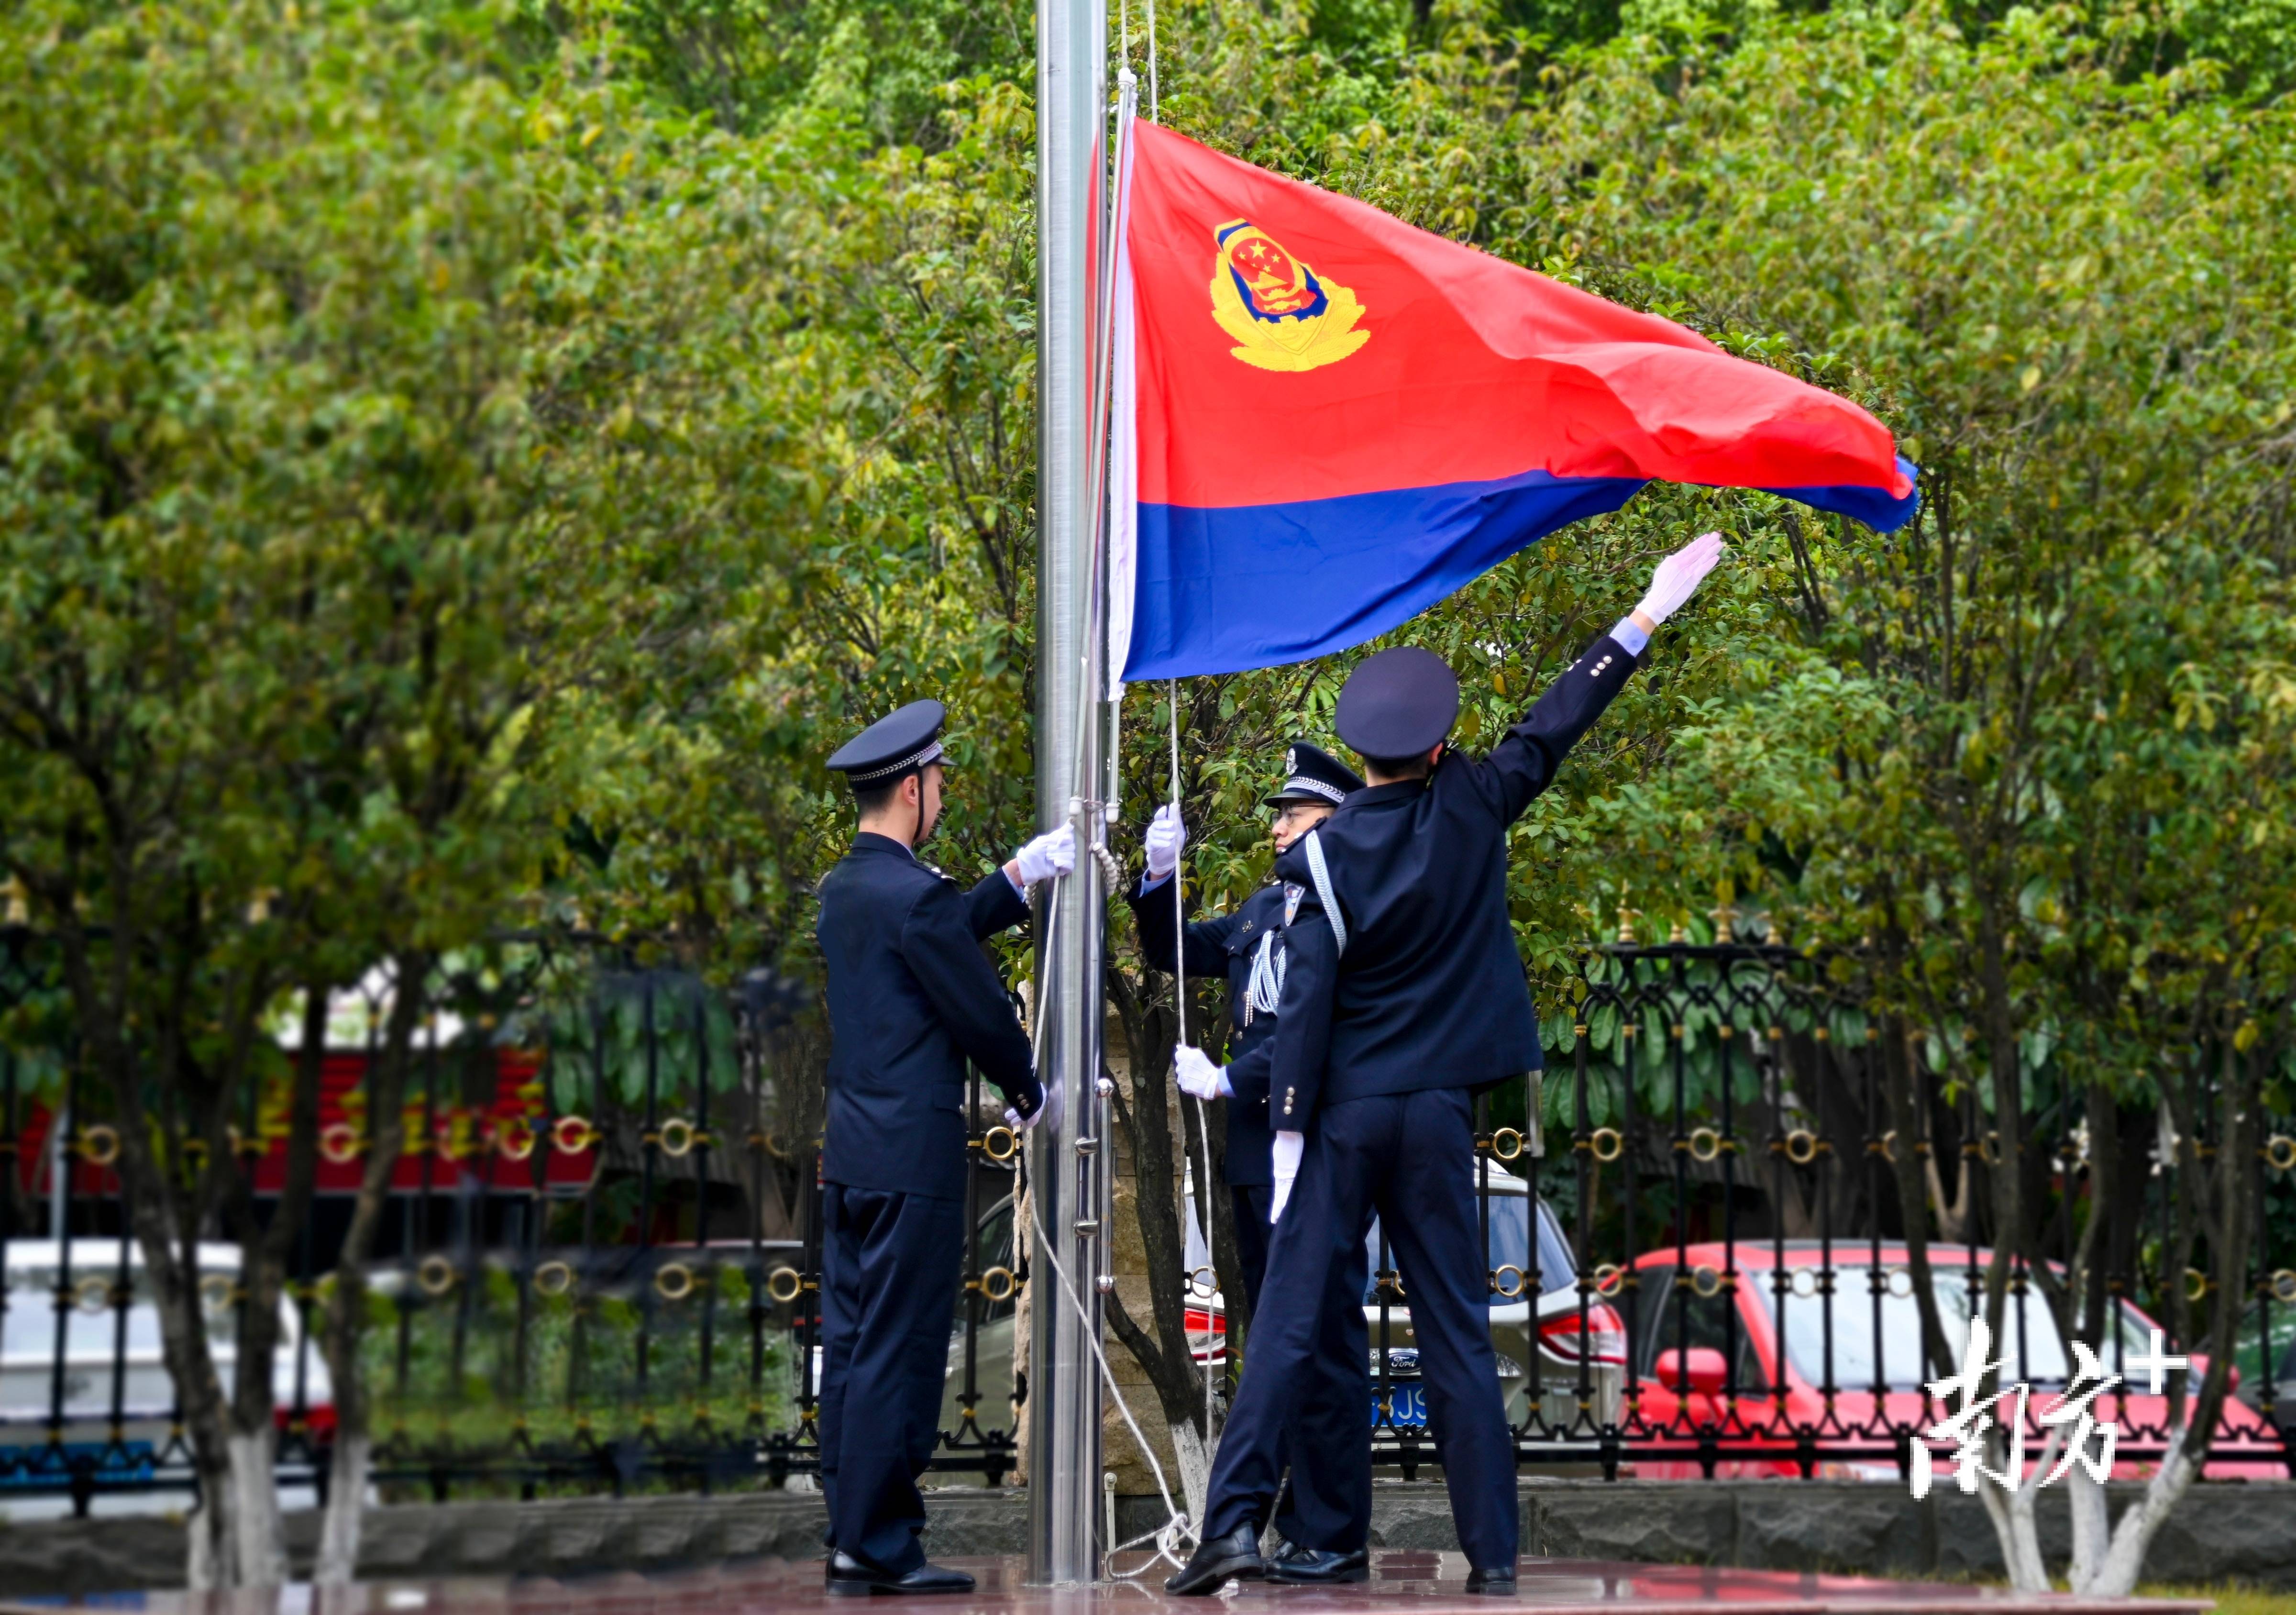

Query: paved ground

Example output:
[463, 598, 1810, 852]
[0, 1552, 2214, 1614]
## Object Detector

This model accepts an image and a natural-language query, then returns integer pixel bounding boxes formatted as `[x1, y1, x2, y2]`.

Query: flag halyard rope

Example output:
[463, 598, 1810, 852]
[1169, 679, 1220, 1479]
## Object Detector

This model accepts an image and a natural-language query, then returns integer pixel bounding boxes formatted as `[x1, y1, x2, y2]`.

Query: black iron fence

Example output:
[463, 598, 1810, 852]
[0, 939, 2289, 1514]
[1423, 938, 2296, 1482]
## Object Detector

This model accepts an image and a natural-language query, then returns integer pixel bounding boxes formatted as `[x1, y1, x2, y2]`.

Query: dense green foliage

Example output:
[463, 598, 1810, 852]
[11, 0, 2290, 1033]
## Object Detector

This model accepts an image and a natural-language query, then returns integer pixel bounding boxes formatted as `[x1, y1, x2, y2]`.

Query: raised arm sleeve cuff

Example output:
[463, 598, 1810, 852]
[1610, 614, 1651, 658]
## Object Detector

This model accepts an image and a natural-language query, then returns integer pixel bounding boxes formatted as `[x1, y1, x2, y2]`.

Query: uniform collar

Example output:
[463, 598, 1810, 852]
[851, 831, 918, 860]
[1349, 779, 1428, 808]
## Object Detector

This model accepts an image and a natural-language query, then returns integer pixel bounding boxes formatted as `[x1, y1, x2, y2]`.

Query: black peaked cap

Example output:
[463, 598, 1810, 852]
[1334, 646, 1460, 760]
[828, 699, 948, 785]
[1265, 741, 1366, 807]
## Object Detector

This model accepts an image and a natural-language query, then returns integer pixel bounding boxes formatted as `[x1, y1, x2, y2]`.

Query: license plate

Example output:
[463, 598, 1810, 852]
[1373, 1383, 1427, 1428]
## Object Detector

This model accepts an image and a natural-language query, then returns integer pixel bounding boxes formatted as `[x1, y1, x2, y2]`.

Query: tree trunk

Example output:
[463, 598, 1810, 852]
[227, 1428, 289, 1588]
[2086, 1428, 2198, 1596]
[1970, 890, 2035, 1584]
[218, 982, 331, 1589]
[1984, 1425, 2059, 1593]
[319, 1430, 374, 1583]
[1167, 1415, 1211, 1528]
[55, 907, 249, 1592]
[1876, 1010, 1955, 1381]
[185, 1484, 233, 1592]
[2064, 1464, 2110, 1594]
[317, 956, 429, 1586]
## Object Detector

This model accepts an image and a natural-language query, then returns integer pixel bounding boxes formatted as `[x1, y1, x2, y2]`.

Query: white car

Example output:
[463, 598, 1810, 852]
[0, 1239, 331, 1508]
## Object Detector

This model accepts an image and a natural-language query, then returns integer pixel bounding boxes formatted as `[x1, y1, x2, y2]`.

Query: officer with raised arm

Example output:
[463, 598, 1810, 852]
[1129, 743, 1374, 1583]
[1168, 533, 1727, 1597]
[815, 699, 1074, 1596]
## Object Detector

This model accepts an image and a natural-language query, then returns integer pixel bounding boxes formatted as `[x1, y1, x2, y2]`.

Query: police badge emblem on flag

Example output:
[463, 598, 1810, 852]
[1209, 220, 1369, 374]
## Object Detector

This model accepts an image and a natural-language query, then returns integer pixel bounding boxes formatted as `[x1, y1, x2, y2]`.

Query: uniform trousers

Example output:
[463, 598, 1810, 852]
[1230, 1183, 1274, 1313]
[1203, 1088, 1517, 1569]
[1229, 1182, 1372, 1552]
[817, 1184, 965, 1573]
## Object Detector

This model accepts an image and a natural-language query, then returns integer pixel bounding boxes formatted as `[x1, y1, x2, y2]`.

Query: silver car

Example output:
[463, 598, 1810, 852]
[1360, 1162, 1625, 1441]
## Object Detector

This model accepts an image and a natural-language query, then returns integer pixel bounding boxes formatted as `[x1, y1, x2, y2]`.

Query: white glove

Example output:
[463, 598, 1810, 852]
[1007, 1078, 1063, 1135]
[1634, 530, 1727, 626]
[1174, 1045, 1231, 1101]
[1269, 1130, 1304, 1222]
[1144, 803, 1186, 881]
[1014, 823, 1077, 885]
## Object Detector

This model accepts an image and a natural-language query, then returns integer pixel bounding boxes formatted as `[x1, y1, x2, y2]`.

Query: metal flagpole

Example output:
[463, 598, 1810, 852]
[1031, 0, 1109, 1585]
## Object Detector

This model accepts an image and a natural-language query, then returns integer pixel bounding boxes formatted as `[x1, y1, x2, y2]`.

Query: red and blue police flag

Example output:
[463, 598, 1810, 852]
[1106, 121, 1919, 682]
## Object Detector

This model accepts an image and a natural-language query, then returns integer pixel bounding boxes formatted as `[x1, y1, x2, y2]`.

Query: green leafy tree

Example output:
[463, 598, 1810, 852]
[1423, 1, 2296, 1586]
[0, 0, 546, 1583]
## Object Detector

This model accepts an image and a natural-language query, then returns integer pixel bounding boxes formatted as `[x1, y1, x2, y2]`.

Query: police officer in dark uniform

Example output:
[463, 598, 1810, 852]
[1128, 744, 1375, 1582]
[815, 699, 1073, 1595]
[1130, 742, 1361, 1302]
[1169, 533, 1725, 1597]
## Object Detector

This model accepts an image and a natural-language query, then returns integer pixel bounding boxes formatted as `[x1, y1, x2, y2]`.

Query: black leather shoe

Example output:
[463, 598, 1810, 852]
[1465, 1565, 1518, 1596]
[1266, 1545, 1369, 1584]
[825, 1551, 977, 1595]
[1165, 1525, 1266, 1596]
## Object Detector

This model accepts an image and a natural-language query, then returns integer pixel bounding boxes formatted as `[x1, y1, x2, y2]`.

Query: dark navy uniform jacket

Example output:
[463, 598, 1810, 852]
[1128, 875, 1287, 1186]
[816, 832, 1038, 1201]
[1269, 633, 1641, 1127]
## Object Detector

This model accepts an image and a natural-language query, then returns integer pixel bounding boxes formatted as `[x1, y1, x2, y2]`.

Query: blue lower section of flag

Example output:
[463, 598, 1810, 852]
[1122, 461, 1919, 681]
[1126, 469, 1642, 682]
[1767, 455, 1923, 536]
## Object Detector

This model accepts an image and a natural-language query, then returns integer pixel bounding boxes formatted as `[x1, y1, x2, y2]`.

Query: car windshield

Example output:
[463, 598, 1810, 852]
[3, 1264, 204, 1363]
[1363, 1192, 1576, 1306]
[1765, 1264, 2157, 1391]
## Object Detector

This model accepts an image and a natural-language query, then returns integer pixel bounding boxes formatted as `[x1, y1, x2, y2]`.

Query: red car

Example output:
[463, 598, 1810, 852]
[1619, 1241, 2287, 1481]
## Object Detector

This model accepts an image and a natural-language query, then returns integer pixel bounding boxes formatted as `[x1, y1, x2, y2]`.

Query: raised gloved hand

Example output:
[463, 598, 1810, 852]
[1144, 803, 1186, 881]
[1007, 1076, 1063, 1135]
[1014, 822, 1077, 885]
[1174, 1045, 1231, 1101]
[1634, 530, 1727, 627]
[1270, 1130, 1305, 1222]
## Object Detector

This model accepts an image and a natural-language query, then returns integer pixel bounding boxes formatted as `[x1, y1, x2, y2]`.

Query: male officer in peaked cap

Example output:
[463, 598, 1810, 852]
[1132, 742, 1362, 1305]
[1170, 532, 1726, 1597]
[815, 699, 1075, 1595]
[1128, 742, 1375, 1582]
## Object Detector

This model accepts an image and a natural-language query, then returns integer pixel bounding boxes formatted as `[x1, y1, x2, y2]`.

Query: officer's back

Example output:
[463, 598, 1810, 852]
[1273, 638, 1637, 1110]
[810, 697, 1064, 1598]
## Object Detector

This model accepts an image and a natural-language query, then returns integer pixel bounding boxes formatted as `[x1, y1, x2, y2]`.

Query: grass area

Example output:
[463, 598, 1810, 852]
[2141, 1589, 2296, 1615]
[361, 1265, 801, 1484]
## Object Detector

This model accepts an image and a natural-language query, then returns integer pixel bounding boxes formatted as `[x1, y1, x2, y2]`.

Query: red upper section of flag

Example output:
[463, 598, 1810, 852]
[1128, 122, 1911, 510]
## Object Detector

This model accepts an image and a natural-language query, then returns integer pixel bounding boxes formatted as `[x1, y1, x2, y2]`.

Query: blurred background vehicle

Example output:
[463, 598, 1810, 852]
[1355, 1162, 1625, 1443]
[0, 1241, 330, 1517]
[1624, 1241, 2285, 1481]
